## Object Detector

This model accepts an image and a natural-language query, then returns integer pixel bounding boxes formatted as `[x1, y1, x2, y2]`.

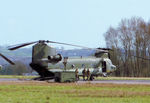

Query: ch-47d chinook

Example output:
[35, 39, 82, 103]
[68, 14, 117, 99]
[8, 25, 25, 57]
[8, 40, 116, 80]
[0, 52, 15, 70]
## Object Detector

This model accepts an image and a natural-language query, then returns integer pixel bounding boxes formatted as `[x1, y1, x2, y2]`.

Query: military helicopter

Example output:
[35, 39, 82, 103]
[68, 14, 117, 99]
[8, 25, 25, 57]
[8, 40, 116, 80]
[0, 52, 15, 69]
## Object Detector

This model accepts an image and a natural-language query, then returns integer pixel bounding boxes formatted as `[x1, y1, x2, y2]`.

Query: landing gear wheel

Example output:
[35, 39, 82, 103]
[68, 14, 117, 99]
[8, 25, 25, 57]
[102, 73, 107, 77]
[90, 75, 94, 81]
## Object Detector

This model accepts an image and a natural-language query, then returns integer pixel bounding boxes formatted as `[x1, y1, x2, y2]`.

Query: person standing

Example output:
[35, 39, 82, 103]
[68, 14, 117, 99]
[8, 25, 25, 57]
[87, 68, 91, 81]
[82, 68, 87, 81]
[75, 68, 79, 81]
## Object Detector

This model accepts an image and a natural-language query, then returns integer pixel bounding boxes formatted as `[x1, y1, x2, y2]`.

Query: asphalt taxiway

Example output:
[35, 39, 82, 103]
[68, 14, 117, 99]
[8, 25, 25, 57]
[77, 80, 150, 84]
[0, 78, 150, 84]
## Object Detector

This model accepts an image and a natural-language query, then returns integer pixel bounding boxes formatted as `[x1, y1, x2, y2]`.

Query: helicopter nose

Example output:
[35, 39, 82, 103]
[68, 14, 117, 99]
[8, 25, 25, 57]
[111, 65, 116, 71]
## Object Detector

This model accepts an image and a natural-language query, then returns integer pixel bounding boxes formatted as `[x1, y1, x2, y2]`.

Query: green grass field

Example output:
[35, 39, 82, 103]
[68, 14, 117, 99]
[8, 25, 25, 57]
[0, 75, 37, 79]
[0, 81, 150, 103]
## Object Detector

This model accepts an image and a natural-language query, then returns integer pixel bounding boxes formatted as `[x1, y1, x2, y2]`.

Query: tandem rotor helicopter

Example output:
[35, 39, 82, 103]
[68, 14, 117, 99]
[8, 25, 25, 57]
[8, 40, 116, 80]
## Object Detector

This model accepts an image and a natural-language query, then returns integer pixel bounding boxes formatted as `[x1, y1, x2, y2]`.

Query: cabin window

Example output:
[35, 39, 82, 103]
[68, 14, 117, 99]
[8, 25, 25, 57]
[91, 64, 96, 68]
[71, 64, 75, 69]
[82, 64, 85, 68]
[60, 65, 64, 69]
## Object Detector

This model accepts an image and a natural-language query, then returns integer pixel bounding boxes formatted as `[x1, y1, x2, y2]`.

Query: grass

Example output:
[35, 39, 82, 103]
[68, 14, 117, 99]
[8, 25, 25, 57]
[0, 75, 37, 79]
[0, 81, 150, 103]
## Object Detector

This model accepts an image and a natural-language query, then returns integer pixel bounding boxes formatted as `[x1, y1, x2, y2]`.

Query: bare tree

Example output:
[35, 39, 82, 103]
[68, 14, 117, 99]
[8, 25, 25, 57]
[104, 17, 150, 77]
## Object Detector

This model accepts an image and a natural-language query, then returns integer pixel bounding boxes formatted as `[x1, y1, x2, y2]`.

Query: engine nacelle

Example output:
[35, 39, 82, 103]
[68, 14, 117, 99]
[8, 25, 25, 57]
[48, 54, 62, 63]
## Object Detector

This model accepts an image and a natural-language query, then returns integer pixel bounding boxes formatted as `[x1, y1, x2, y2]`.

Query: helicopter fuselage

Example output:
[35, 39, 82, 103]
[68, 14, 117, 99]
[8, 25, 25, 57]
[47, 57, 116, 77]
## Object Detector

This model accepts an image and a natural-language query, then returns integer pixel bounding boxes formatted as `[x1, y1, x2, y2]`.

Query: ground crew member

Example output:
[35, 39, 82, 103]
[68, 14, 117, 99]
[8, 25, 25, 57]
[75, 68, 79, 81]
[82, 68, 87, 81]
[87, 68, 90, 81]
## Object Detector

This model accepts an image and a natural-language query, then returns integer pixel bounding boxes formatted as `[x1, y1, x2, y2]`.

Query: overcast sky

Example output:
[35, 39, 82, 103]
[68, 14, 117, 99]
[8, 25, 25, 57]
[0, 0, 150, 49]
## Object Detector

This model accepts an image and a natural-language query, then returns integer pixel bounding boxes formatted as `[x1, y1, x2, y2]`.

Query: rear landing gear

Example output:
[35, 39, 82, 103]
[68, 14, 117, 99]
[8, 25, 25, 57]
[90, 75, 95, 81]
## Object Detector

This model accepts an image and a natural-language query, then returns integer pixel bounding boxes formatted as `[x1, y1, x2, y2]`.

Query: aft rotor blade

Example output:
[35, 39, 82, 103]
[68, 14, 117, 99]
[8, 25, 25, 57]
[47, 40, 93, 49]
[0, 53, 15, 65]
[8, 41, 38, 50]
[47, 40, 109, 52]
[47, 40, 105, 52]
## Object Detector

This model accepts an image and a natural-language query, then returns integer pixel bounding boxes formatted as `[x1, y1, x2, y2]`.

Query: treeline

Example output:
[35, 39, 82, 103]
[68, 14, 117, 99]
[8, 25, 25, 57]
[104, 17, 150, 77]
[0, 61, 29, 75]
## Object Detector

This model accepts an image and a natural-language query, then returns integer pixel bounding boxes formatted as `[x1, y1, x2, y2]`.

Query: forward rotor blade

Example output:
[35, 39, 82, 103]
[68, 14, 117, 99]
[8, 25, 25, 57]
[0, 53, 15, 65]
[8, 41, 38, 50]
[133, 56, 150, 61]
